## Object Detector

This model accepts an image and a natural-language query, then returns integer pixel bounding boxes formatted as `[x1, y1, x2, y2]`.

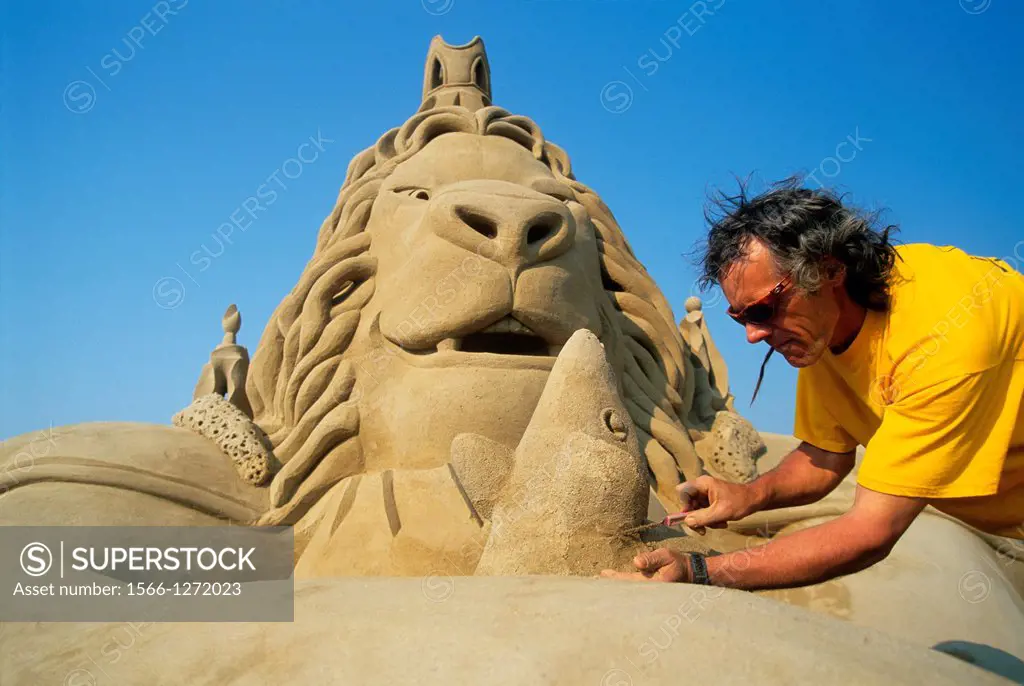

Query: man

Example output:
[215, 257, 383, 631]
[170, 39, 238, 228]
[602, 179, 1024, 588]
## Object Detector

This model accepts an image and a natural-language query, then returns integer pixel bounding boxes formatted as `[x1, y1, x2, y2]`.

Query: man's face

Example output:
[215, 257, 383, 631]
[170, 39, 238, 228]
[719, 239, 842, 368]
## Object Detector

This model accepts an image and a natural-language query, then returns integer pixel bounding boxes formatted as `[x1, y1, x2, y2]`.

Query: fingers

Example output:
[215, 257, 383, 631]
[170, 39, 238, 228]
[675, 476, 714, 512]
[599, 569, 654, 582]
[676, 483, 699, 512]
[632, 548, 675, 572]
[683, 503, 725, 530]
[687, 520, 725, 535]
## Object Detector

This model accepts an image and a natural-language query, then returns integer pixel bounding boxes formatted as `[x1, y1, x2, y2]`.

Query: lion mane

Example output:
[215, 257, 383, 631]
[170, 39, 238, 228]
[247, 106, 702, 525]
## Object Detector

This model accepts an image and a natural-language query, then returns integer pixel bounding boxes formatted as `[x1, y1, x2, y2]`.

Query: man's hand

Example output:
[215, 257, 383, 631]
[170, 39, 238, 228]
[677, 476, 762, 532]
[676, 442, 856, 533]
[604, 486, 927, 590]
[599, 548, 691, 582]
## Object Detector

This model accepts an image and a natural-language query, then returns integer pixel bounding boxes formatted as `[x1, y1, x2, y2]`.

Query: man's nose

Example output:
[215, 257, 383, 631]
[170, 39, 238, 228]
[429, 187, 575, 275]
[745, 323, 772, 345]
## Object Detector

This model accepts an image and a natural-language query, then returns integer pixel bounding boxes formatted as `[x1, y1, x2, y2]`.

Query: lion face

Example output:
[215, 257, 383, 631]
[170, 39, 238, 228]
[349, 132, 614, 472]
[370, 132, 604, 352]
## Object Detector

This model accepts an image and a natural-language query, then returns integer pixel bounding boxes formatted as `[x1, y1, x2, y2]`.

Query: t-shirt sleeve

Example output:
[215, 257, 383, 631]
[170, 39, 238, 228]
[794, 366, 859, 453]
[858, 367, 1012, 498]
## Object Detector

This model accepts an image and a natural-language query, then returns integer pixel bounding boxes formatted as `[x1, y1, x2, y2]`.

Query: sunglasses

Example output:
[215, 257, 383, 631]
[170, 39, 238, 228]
[726, 276, 792, 326]
[724, 276, 793, 405]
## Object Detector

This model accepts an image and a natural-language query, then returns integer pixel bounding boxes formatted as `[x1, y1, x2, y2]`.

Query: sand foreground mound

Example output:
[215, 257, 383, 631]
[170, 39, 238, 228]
[2, 576, 1015, 685]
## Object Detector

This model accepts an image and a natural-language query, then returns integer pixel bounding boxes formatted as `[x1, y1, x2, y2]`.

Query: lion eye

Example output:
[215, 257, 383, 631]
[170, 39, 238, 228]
[395, 187, 430, 201]
[538, 185, 575, 205]
[544, 190, 573, 204]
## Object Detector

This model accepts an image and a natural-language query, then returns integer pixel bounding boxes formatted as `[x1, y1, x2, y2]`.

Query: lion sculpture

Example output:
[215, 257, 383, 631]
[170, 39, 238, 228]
[230, 35, 761, 573]
[0, 36, 758, 576]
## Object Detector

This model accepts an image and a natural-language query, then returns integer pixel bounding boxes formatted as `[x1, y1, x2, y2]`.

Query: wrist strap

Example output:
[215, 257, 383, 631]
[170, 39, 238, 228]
[688, 552, 711, 585]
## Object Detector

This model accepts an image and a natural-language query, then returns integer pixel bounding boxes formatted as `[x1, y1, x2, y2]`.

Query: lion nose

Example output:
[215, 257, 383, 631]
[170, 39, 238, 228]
[430, 191, 575, 273]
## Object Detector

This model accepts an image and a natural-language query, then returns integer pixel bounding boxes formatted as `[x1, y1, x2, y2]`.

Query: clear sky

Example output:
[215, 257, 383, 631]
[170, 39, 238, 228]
[2, 0, 1022, 440]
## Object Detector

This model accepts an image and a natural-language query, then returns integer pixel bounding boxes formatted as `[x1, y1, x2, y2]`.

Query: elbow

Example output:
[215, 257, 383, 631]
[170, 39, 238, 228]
[826, 533, 893, 580]
[839, 516, 904, 568]
[861, 537, 896, 567]
[864, 523, 912, 567]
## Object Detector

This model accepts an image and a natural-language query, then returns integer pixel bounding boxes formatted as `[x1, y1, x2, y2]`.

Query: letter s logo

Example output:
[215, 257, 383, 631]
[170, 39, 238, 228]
[20, 542, 53, 577]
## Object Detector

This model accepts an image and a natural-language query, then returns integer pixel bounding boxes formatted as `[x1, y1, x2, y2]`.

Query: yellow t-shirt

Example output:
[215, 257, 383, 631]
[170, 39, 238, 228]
[794, 243, 1024, 538]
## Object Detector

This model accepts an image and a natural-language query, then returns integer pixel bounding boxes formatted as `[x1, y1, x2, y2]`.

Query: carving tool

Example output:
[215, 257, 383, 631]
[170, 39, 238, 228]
[623, 512, 692, 535]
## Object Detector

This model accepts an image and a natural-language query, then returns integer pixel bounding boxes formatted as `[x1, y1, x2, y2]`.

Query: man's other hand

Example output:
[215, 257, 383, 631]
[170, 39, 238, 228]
[676, 475, 761, 532]
[600, 548, 690, 582]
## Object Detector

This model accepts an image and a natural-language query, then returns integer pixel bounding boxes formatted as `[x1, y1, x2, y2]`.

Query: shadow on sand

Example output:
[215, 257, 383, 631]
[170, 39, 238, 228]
[932, 640, 1024, 684]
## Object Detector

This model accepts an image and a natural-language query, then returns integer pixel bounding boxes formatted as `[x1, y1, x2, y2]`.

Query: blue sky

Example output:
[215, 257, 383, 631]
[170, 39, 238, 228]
[2, 0, 1022, 439]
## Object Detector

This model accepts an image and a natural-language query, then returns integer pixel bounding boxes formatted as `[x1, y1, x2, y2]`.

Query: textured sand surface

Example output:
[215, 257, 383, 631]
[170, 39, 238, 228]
[2, 576, 1015, 686]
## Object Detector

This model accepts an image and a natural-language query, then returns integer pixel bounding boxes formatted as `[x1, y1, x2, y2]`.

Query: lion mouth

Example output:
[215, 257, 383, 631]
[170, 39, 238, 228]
[376, 315, 563, 369]
[438, 317, 561, 357]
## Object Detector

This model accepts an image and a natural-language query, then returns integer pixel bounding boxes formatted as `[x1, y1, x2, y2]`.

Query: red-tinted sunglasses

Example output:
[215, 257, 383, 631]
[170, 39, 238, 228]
[726, 276, 792, 326]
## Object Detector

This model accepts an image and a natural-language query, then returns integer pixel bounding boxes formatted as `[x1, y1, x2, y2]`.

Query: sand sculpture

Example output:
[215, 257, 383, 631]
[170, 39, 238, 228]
[241, 34, 764, 548]
[0, 35, 766, 575]
[0, 34, 757, 577]
[2, 35, 1022, 684]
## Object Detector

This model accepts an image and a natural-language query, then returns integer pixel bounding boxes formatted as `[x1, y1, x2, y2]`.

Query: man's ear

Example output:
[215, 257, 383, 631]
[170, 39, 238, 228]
[822, 258, 846, 286]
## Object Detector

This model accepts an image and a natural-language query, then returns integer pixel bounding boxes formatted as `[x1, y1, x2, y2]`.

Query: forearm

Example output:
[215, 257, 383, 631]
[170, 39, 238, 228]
[704, 515, 887, 590]
[747, 444, 854, 512]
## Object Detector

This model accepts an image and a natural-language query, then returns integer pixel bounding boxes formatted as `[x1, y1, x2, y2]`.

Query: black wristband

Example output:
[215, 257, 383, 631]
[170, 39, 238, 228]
[688, 552, 711, 585]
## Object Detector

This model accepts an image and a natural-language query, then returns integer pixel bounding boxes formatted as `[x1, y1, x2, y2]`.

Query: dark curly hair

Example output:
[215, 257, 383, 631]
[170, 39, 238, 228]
[698, 175, 900, 312]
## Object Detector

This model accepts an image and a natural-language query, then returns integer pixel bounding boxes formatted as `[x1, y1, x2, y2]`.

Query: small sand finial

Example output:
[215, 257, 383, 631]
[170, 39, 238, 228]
[222, 304, 240, 346]
[685, 296, 703, 313]
[193, 303, 253, 418]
